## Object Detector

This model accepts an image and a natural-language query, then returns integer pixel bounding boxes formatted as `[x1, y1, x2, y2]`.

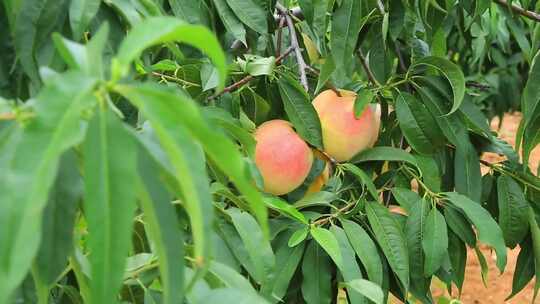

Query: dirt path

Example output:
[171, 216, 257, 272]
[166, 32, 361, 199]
[435, 113, 539, 303]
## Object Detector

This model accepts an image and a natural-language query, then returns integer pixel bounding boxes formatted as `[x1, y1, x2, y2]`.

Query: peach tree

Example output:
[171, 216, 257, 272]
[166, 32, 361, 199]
[0, 0, 540, 303]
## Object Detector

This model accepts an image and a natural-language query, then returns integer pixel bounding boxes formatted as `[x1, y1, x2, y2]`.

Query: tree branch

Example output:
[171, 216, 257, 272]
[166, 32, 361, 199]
[276, 16, 285, 57]
[357, 49, 380, 86]
[493, 0, 540, 22]
[276, 3, 309, 92]
[209, 47, 294, 99]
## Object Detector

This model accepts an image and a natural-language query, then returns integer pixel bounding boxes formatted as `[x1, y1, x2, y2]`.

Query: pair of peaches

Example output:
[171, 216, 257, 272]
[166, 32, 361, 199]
[254, 90, 381, 195]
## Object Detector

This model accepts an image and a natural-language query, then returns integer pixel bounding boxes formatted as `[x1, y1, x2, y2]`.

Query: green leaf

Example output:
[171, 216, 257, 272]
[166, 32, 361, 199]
[200, 288, 270, 303]
[115, 83, 269, 238]
[507, 237, 535, 300]
[14, 0, 68, 85]
[422, 208, 448, 276]
[137, 150, 184, 304]
[224, 0, 267, 34]
[345, 279, 384, 304]
[341, 163, 378, 199]
[114, 17, 227, 90]
[414, 154, 441, 193]
[454, 143, 482, 203]
[331, 226, 366, 304]
[228, 208, 275, 285]
[366, 201, 410, 291]
[238, 54, 275, 76]
[521, 51, 540, 128]
[218, 221, 259, 279]
[448, 230, 466, 293]
[341, 219, 384, 285]
[69, 0, 101, 40]
[444, 192, 507, 272]
[53, 24, 109, 78]
[84, 108, 137, 304]
[351, 146, 419, 170]
[288, 226, 309, 247]
[474, 246, 489, 287]
[528, 207, 540, 300]
[278, 74, 323, 148]
[261, 231, 306, 302]
[263, 196, 308, 224]
[354, 89, 375, 119]
[330, 0, 362, 70]
[294, 191, 338, 209]
[212, 0, 246, 46]
[168, 0, 207, 24]
[444, 207, 476, 247]
[33, 151, 82, 287]
[208, 261, 258, 295]
[126, 87, 214, 269]
[395, 92, 439, 154]
[410, 56, 465, 115]
[0, 72, 96, 302]
[497, 175, 529, 248]
[311, 227, 342, 269]
[405, 199, 431, 302]
[301, 241, 332, 304]
[315, 56, 336, 94]
[416, 82, 470, 148]
[391, 188, 421, 213]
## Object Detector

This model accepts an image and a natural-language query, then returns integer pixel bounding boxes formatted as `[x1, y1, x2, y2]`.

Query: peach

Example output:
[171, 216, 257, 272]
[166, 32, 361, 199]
[254, 120, 313, 195]
[313, 89, 381, 162]
[305, 150, 332, 195]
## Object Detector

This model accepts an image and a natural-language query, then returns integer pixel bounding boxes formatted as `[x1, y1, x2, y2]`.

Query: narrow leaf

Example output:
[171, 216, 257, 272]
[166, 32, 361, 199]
[301, 241, 332, 304]
[84, 108, 138, 304]
[422, 208, 448, 276]
[278, 74, 323, 148]
[497, 175, 530, 248]
[444, 192, 507, 272]
[366, 201, 410, 291]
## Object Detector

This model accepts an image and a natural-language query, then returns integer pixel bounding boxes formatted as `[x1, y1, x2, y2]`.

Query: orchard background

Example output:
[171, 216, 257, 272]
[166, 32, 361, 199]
[1, 0, 540, 303]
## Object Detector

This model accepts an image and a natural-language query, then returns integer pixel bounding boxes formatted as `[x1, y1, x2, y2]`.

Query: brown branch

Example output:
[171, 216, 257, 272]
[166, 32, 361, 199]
[493, 0, 540, 22]
[209, 47, 294, 99]
[276, 16, 285, 57]
[357, 49, 380, 86]
[276, 3, 310, 92]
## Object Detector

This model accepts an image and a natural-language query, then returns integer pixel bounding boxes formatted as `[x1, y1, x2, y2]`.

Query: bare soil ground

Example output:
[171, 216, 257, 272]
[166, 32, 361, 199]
[433, 112, 540, 303]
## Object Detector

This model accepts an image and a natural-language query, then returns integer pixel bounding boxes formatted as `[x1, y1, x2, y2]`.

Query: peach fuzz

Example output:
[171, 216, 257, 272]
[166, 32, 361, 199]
[313, 89, 381, 162]
[254, 120, 314, 195]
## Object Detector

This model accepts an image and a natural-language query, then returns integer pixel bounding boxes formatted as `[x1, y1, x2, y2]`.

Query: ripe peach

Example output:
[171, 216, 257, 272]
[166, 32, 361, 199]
[313, 89, 381, 162]
[305, 150, 332, 195]
[254, 120, 313, 195]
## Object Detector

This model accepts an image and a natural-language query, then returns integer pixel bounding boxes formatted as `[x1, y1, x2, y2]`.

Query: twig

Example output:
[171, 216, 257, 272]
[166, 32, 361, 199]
[276, 3, 310, 91]
[466, 81, 491, 91]
[493, 0, 540, 22]
[357, 49, 381, 86]
[209, 47, 294, 99]
[312, 201, 357, 226]
[276, 16, 285, 57]
[151, 72, 200, 87]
